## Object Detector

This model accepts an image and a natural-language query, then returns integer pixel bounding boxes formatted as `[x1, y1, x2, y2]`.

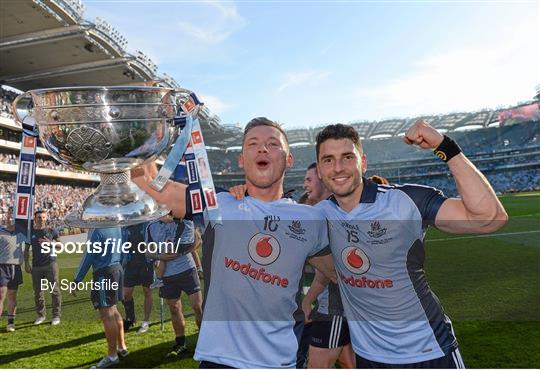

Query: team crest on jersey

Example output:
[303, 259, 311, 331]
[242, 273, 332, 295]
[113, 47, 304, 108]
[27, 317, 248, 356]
[288, 220, 305, 235]
[342, 246, 370, 275]
[248, 233, 281, 265]
[367, 221, 387, 238]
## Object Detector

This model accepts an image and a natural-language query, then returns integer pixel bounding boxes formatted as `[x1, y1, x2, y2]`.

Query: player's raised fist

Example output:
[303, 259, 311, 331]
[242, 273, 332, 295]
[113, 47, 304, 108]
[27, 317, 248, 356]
[403, 120, 444, 149]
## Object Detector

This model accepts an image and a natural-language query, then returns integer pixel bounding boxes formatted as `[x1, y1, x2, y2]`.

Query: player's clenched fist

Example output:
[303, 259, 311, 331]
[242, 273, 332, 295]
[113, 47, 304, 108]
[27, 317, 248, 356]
[403, 119, 444, 149]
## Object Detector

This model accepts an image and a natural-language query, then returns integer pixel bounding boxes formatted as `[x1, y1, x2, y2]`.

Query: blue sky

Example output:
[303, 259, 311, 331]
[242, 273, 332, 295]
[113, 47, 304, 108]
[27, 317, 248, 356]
[84, 0, 539, 128]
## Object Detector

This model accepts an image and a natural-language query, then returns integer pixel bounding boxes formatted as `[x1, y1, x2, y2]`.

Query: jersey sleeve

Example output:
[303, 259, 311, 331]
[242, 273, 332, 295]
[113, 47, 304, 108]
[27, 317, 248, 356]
[398, 184, 448, 225]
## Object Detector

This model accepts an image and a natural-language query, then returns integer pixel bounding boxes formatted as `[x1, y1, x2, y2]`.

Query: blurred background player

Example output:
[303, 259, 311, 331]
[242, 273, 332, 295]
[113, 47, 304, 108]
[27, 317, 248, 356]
[0, 207, 25, 332]
[121, 222, 154, 334]
[144, 214, 201, 358]
[302, 268, 355, 369]
[73, 227, 129, 369]
[24, 209, 62, 326]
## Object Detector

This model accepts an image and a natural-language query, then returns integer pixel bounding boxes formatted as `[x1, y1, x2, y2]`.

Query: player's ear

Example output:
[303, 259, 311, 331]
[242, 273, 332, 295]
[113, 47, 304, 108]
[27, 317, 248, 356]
[361, 154, 368, 174]
[286, 151, 294, 169]
[239, 152, 244, 169]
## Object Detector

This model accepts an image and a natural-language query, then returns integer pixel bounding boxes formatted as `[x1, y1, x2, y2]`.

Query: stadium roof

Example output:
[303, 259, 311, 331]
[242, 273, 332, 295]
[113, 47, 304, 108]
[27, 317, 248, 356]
[0, 0, 167, 91]
[0, 0, 226, 136]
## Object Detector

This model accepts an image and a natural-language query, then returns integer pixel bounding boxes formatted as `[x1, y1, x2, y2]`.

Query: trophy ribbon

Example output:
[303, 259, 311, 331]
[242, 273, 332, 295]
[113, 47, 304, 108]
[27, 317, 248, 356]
[190, 116, 222, 226]
[150, 116, 193, 192]
[150, 92, 222, 226]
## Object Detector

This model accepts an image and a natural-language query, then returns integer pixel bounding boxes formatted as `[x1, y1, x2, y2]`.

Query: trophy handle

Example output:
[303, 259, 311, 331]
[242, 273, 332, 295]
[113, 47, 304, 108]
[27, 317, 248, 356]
[11, 92, 38, 136]
[11, 92, 32, 124]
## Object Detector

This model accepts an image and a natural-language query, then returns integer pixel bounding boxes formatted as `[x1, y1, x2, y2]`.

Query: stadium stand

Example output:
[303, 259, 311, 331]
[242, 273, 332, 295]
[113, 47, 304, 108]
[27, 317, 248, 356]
[1, 1, 539, 227]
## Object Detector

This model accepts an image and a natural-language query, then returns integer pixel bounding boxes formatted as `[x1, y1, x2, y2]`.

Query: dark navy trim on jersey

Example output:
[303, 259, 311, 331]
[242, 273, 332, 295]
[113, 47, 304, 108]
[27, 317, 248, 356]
[200, 224, 215, 312]
[395, 184, 447, 225]
[406, 239, 458, 355]
[309, 244, 331, 258]
[329, 177, 378, 206]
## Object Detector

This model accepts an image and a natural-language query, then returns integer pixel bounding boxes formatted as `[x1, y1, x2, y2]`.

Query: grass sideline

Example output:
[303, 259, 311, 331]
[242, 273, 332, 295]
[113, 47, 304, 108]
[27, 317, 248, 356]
[0, 192, 539, 368]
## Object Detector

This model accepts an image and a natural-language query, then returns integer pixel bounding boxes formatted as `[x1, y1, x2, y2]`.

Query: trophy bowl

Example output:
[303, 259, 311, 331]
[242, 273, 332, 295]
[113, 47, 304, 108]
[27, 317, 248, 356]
[13, 86, 179, 228]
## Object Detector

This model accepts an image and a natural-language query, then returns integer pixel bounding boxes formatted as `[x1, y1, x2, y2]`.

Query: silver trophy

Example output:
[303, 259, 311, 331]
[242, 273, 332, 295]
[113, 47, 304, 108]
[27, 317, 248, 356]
[12, 86, 180, 228]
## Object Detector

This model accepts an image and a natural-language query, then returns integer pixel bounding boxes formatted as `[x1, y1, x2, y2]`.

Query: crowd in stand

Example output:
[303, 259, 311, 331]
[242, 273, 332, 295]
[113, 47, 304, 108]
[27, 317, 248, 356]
[0, 153, 91, 175]
[0, 88, 17, 118]
[1, 85, 539, 227]
[412, 169, 540, 198]
[0, 180, 92, 232]
[0, 153, 18, 165]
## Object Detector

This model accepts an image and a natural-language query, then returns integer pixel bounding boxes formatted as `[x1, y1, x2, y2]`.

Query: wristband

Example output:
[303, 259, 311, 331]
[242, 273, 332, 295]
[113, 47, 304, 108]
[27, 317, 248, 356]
[434, 135, 462, 162]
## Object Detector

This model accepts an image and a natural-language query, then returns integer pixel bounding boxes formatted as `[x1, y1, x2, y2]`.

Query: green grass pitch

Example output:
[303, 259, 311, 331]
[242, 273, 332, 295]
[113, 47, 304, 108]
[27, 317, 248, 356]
[0, 192, 538, 368]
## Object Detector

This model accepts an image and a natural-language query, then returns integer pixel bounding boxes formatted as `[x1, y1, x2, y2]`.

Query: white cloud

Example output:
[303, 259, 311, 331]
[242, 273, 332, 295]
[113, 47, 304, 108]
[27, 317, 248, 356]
[354, 23, 539, 118]
[278, 70, 332, 92]
[176, 1, 247, 44]
[199, 94, 231, 114]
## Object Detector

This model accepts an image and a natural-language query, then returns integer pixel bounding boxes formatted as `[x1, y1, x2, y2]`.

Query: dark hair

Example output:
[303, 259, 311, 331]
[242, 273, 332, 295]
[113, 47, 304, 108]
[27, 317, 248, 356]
[243, 117, 289, 146]
[34, 210, 46, 216]
[315, 123, 363, 159]
[369, 175, 389, 185]
[298, 192, 309, 204]
[307, 162, 317, 171]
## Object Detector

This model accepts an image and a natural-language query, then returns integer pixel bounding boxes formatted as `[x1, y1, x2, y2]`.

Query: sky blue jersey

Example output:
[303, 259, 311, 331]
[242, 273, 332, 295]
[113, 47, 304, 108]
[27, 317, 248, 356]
[316, 178, 457, 364]
[194, 192, 330, 368]
[145, 219, 195, 277]
[74, 227, 126, 283]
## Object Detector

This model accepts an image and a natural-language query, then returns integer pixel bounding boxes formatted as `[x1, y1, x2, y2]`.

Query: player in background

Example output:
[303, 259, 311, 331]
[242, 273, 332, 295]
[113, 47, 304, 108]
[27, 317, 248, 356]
[0, 207, 25, 332]
[121, 222, 154, 333]
[73, 227, 129, 369]
[132, 117, 336, 368]
[24, 209, 62, 325]
[314, 121, 507, 368]
[144, 214, 201, 357]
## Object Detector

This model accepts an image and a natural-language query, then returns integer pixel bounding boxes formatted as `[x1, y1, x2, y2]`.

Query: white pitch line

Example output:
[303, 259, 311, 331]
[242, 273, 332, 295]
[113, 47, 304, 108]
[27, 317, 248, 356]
[427, 230, 540, 242]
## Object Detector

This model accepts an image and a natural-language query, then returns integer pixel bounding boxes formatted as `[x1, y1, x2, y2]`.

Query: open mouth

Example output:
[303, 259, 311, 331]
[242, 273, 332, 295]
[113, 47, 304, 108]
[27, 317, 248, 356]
[256, 159, 270, 169]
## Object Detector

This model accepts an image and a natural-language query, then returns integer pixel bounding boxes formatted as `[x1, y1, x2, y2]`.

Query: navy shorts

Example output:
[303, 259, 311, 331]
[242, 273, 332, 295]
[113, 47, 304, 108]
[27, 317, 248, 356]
[91, 264, 124, 309]
[310, 313, 350, 348]
[123, 263, 154, 288]
[159, 268, 200, 300]
[0, 264, 23, 290]
[355, 347, 466, 369]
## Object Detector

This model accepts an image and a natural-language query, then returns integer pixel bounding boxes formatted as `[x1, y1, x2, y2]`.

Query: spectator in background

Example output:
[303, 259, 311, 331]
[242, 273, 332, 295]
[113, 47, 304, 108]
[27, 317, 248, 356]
[0, 207, 25, 332]
[24, 209, 62, 326]
[144, 214, 201, 358]
[121, 222, 154, 334]
[73, 227, 129, 369]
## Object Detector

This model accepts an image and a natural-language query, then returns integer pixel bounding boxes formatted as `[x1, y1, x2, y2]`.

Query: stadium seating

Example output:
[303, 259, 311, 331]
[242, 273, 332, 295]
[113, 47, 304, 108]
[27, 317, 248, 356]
[1, 85, 539, 225]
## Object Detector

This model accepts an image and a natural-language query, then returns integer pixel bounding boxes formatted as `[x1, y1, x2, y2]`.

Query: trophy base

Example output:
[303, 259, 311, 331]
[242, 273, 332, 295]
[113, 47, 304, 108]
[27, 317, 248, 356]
[64, 171, 171, 228]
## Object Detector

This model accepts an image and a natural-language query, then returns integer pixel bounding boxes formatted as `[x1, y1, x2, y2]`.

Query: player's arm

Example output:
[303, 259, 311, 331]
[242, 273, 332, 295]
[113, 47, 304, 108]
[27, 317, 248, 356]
[301, 268, 328, 323]
[24, 243, 31, 273]
[191, 231, 203, 276]
[404, 120, 508, 234]
[131, 162, 188, 219]
[143, 224, 177, 261]
[308, 253, 337, 283]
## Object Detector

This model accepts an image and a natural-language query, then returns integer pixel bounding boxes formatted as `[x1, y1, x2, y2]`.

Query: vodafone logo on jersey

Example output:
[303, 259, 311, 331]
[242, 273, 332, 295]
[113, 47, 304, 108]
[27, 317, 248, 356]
[248, 233, 280, 265]
[342, 246, 370, 275]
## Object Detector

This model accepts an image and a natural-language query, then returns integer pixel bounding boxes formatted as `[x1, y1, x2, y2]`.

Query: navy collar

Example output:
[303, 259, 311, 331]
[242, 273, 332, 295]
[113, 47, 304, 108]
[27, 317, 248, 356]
[329, 177, 377, 206]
